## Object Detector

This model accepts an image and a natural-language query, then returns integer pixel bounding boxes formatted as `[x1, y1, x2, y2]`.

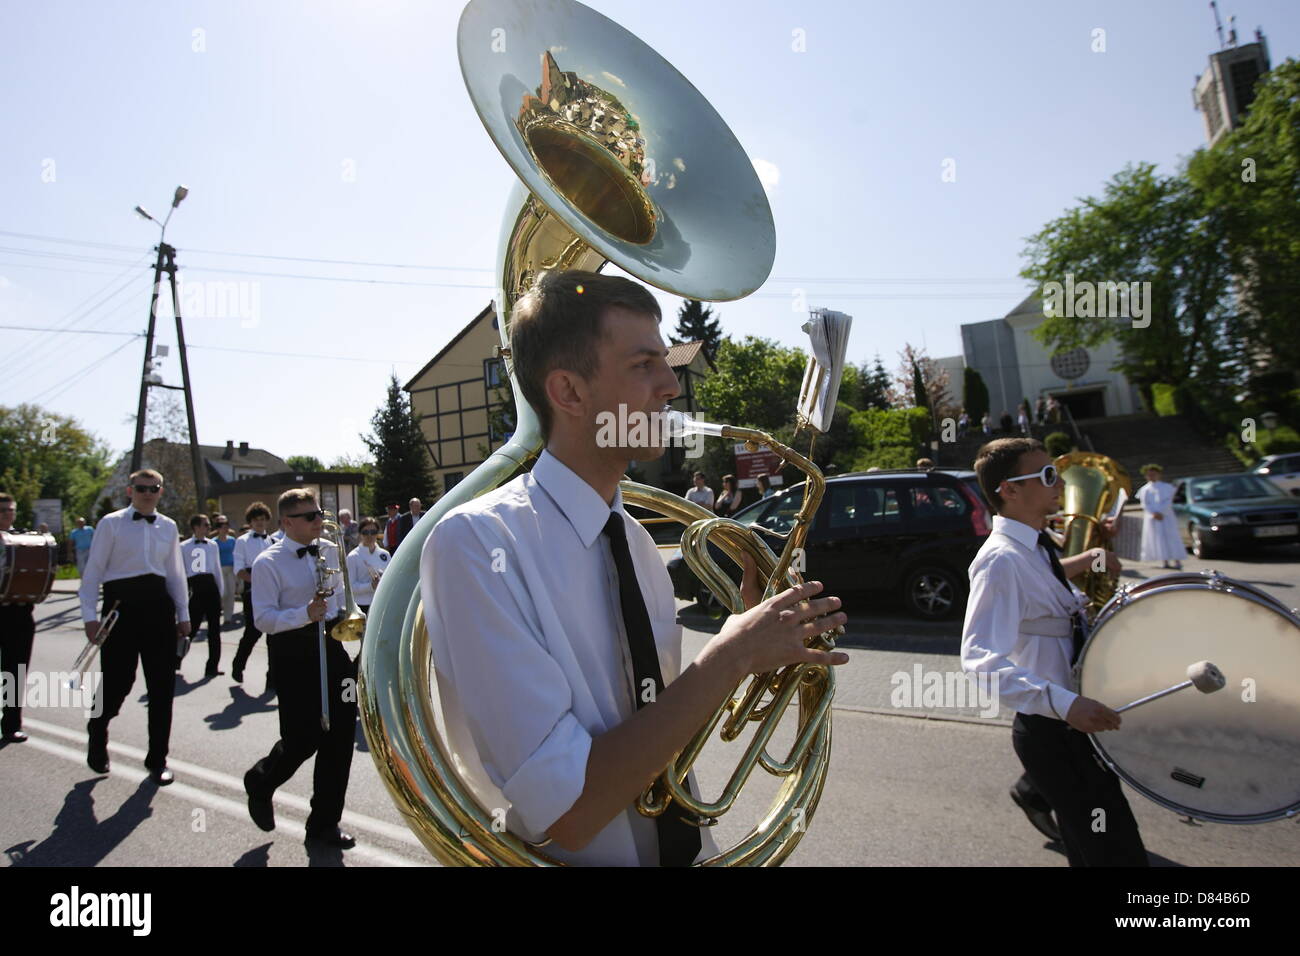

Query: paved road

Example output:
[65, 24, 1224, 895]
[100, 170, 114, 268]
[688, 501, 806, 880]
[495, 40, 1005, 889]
[2, 544, 1297, 867]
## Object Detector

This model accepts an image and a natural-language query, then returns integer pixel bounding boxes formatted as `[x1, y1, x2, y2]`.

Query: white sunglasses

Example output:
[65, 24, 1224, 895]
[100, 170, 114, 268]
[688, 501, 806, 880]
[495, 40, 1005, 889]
[1003, 463, 1059, 488]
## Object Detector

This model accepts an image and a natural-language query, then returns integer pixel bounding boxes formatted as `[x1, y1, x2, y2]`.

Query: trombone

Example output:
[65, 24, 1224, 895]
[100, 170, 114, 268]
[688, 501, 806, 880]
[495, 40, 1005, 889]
[312, 513, 368, 732]
[68, 600, 121, 689]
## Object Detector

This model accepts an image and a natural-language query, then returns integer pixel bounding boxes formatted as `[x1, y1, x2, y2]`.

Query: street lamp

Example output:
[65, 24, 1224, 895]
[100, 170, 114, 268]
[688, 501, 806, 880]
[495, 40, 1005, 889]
[129, 184, 205, 512]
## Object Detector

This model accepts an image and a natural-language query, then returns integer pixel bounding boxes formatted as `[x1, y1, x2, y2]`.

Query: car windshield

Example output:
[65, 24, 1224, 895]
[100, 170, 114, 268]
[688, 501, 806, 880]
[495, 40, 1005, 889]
[1189, 474, 1283, 501]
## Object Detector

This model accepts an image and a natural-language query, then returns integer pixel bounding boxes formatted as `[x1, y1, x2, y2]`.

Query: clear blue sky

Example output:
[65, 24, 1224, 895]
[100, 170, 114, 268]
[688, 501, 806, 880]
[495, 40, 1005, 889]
[2, 0, 1296, 464]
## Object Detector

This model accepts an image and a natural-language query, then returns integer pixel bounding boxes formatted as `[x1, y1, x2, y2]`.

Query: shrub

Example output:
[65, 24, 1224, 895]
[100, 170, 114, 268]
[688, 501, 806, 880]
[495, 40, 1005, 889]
[1044, 431, 1073, 457]
[1256, 425, 1300, 457]
[1151, 383, 1180, 416]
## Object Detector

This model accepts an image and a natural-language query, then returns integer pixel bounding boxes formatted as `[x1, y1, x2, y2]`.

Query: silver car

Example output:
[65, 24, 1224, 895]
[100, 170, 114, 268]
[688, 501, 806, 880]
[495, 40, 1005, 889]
[1253, 453, 1300, 496]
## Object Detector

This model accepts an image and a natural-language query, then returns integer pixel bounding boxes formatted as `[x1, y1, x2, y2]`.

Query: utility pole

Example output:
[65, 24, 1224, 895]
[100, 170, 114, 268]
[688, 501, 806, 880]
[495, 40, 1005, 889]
[129, 186, 205, 510]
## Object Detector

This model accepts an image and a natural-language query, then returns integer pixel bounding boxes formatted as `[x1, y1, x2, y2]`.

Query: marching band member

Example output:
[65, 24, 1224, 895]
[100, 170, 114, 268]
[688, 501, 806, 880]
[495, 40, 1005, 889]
[243, 489, 357, 849]
[962, 438, 1147, 866]
[0, 493, 35, 743]
[421, 271, 848, 866]
[346, 516, 388, 617]
[1136, 463, 1184, 570]
[231, 502, 276, 693]
[78, 469, 191, 785]
[179, 514, 225, 677]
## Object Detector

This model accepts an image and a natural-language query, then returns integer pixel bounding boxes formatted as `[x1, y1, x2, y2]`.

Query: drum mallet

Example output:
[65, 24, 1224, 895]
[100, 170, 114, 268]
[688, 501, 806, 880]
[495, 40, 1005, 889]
[1114, 661, 1226, 714]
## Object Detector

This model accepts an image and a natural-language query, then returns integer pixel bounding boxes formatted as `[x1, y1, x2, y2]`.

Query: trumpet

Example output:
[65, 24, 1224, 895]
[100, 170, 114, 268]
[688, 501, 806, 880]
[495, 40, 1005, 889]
[68, 600, 121, 689]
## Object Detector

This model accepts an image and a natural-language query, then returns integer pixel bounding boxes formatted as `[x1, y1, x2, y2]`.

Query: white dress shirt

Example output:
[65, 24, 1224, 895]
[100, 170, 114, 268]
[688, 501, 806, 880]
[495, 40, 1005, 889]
[685, 486, 715, 510]
[250, 537, 343, 635]
[78, 505, 190, 623]
[179, 537, 223, 598]
[421, 450, 717, 867]
[233, 529, 276, 575]
[960, 515, 1089, 721]
[346, 544, 389, 605]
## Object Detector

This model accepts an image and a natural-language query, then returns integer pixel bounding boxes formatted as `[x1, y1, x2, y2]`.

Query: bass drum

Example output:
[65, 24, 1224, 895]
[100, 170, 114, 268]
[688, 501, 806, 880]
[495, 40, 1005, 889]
[0, 531, 58, 605]
[1077, 571, 1300, 824]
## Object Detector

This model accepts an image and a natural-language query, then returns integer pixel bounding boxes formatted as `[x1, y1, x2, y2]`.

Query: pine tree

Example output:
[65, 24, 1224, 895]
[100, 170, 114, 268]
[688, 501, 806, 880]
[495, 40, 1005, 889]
[911, 361, 930, 410]
[363, 374, 439, 513]
[860, 355, 893, 410]
[671, 299, 722, 362]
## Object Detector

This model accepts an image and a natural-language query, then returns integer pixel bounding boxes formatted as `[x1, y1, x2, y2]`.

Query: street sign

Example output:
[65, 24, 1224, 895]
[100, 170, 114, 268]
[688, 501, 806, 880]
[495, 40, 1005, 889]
[733, 443, 784, 490]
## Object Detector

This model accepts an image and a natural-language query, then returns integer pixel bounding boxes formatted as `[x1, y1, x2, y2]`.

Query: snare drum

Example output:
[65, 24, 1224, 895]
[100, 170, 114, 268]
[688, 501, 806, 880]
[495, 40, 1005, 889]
[1077, 571, 1300, 824]
[0, 531, 58, 605]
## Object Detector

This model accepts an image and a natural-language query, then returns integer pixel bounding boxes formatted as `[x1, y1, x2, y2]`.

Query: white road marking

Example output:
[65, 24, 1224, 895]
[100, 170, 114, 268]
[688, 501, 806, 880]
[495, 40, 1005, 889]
[21, 717, 430, 866]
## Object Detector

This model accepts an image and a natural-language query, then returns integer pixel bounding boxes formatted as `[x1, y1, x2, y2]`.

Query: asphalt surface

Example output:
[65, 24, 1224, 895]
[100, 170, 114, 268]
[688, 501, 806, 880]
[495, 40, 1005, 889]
[3, 544, 1298, 867]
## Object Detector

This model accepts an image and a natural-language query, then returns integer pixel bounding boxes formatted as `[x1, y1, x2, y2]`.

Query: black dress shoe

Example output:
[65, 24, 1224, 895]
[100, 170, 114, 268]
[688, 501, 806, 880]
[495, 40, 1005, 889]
[87, 732, 110, 774]
[245, 770, 275, 831]
[231, 667, 244, 683]
[2, 731, 28, 743]
[305, 828, 356, 849]
[1010, 786, 1061, 842]
[206, 668, 226, 678]
[150, 767, 175, 786]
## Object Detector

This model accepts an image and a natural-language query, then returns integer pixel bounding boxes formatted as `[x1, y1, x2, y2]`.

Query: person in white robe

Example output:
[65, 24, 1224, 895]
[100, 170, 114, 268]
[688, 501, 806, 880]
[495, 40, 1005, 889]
[1136, 464, 1184, 568]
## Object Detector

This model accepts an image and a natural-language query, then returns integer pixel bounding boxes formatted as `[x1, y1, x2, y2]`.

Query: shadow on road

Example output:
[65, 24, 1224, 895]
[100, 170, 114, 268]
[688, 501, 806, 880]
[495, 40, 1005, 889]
[233, 842, 273, 867]
[205, 686, 279, 732]
[5, 777, 157, 866]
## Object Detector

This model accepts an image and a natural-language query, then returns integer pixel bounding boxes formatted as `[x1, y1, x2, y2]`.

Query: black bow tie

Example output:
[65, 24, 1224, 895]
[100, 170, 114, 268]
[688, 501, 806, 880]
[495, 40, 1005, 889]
[296, 544, 319, 558]
[253, 532, 267, 539]
[132, 512, 156, 524]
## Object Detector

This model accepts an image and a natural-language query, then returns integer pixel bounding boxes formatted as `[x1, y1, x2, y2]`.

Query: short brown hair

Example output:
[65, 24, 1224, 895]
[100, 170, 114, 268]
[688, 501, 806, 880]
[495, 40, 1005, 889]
[129, 468, 163, 485]
[974, 437, 1044, 513]
[508, 270, 661, 438]
[189, 514, 209, 530]
[277, 489, 317, 516]
[245, 501, 272, 522]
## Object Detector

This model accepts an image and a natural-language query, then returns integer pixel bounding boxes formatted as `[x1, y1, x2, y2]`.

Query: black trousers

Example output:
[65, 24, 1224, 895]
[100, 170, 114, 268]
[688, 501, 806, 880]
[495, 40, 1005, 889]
[232, 588, 272, 687]
[1012, 712, 1149, 867]
[246, 622, 357, 833]
[0, 603, 36, 735]
[186, 575, 223, 672]
[89, 575, 178, 771]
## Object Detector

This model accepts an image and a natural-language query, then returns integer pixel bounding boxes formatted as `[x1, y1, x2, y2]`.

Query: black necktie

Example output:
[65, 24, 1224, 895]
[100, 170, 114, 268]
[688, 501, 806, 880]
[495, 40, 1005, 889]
[1037, 531, 1086, 664]
[296, 544, 319, 558]
[254, 532, 267, 539]
[132, 512, 156, 524]
[602, 512, 702, 868]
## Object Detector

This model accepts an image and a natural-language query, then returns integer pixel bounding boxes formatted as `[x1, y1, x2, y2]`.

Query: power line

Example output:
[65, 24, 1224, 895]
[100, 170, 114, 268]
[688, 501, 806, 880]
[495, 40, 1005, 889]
[187, 342, 420, 365]
[25, 336, 139, 405]
[0, 324, 140, 337]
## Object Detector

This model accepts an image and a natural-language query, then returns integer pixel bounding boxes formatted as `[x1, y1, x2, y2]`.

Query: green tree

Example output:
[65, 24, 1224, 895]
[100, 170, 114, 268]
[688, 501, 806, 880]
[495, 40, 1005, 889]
[328, 454, 376, 519]
[848, 407, 932, 471]
[0, 404, 113, 530]
[911, 361, 929, 410]
[694, 336, 807, 432]
[1020, 162, 1237, 402]
[860, 355, 893, 410]
[1186, 58, 1300, 407]
[963, 367, 990, 422]
[670, 299, 722, 363]
[363, 374, 439, 514]
[285, 455, 326, 472]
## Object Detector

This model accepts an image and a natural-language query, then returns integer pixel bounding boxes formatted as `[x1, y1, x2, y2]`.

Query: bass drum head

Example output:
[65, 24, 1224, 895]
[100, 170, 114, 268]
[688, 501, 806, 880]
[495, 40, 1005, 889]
[1080, 577, 1300, 823]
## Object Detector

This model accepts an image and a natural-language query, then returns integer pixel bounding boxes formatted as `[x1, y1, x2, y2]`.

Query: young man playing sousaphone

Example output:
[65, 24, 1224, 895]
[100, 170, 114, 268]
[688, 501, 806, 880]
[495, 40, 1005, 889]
[962, 437, 1148, 866]
[421, 270, 849, 867]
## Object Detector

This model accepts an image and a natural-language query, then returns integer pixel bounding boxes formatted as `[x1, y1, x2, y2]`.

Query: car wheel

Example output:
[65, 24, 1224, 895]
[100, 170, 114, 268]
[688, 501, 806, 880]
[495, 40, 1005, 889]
[1189, 522, 1217, 559]
[903, 566, 962, 620]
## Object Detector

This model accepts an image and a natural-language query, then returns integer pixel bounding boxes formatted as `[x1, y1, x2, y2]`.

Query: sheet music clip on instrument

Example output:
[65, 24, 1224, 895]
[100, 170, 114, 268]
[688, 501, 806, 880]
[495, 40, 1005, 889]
[797, 308, 853, 434]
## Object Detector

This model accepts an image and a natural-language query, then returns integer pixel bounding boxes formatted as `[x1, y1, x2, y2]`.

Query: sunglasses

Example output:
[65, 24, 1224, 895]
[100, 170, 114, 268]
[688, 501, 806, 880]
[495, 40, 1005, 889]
[1003, 464, 1059, 488]
[286, 509, 324, 522]
[133, 484, 162, 494]
[361, 528, 379, 535]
